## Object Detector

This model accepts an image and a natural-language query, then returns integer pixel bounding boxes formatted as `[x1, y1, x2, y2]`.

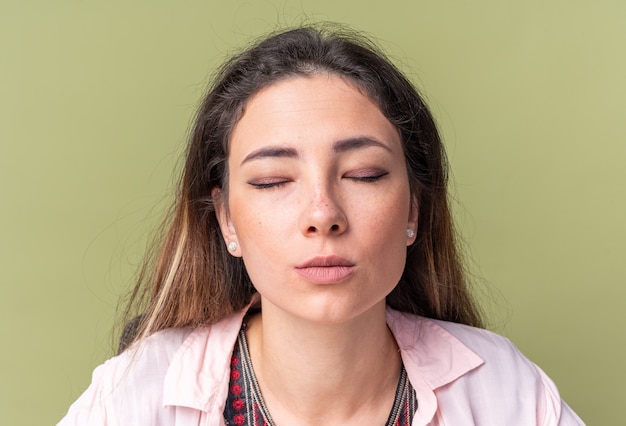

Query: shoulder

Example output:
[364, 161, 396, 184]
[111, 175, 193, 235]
[419, 317, 549, 387]
[58, 308, 248, 425]
[112, 327, 197, 385]
[430, 319, 584, 424]
[72, 327, 197, 396]
[58, 327, 201, 425]
[387, 310, 583, 424]
[430, 319, 527, 364]
[388, 308, 539, 375]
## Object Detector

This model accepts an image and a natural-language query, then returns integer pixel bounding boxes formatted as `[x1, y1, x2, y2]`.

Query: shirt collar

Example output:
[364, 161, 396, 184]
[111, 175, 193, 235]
[386, 307, 484, 424]
[162, 298, 256, 414]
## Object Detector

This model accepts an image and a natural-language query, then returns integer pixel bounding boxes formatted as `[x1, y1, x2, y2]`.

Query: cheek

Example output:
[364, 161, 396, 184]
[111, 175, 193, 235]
[357, 192, 411, 258]
[230, 196, 292, 250]
[362, 188, 411, 230]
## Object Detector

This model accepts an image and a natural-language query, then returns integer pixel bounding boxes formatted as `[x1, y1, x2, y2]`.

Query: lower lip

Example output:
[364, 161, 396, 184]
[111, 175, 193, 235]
[295, 266, 355, 284]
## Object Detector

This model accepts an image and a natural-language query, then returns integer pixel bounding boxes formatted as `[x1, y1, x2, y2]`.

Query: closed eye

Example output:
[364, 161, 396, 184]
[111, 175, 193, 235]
[345, 171, 389, 182]
[248, 178, 290, 189]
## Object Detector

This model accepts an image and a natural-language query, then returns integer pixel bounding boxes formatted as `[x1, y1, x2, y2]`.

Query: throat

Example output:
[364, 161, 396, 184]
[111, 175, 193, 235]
[224, 312, 413, 425]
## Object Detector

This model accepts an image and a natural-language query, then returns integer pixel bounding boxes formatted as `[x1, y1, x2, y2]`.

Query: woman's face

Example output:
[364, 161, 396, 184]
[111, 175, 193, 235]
[215, 74, 418, 325]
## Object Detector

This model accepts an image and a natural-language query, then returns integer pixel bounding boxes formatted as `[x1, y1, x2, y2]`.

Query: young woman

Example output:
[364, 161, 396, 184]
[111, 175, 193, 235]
[59, 26, 583, 425]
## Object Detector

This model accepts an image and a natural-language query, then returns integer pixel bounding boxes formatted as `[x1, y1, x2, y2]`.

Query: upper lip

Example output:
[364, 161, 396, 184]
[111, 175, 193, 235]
[296, 255, 355, 268]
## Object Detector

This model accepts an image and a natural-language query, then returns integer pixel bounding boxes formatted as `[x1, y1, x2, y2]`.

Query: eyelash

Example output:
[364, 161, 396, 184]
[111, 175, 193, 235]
[248, 172, 388, 189]
[347, 172, 388, 182]
[249, 181, 289, 189]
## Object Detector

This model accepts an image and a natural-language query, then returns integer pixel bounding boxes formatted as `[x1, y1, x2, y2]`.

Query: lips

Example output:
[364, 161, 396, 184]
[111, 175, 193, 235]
[295, 255, 355, 284]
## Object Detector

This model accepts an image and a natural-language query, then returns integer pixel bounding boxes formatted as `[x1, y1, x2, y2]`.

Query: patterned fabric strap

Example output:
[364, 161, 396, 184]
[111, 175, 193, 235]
[224, 327, 417, 426]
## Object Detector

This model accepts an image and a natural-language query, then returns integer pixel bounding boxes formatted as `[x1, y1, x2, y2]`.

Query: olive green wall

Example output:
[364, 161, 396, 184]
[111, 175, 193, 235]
[2, 1, 623, 424]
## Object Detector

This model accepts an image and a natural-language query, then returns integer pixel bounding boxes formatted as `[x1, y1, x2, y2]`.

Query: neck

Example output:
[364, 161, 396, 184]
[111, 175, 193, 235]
[245, 300, 402, 425]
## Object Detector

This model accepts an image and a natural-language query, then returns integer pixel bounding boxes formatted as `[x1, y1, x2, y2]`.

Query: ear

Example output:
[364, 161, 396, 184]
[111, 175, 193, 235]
[212, 187, 241, 257]
[407, 194, 419, 246]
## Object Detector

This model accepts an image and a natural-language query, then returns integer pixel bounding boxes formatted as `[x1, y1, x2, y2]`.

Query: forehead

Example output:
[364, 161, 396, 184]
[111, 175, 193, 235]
[229, 74, 400, 156]
[244, 73, 377, 116]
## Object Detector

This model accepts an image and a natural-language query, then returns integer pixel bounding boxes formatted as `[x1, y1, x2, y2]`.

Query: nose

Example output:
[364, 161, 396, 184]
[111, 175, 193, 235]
[300, 184, 348, 237]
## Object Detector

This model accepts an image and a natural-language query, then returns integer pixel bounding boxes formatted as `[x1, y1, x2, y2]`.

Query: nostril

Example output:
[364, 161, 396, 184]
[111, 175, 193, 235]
[330, 224, 339, 232]
[308, 226, 317, 233]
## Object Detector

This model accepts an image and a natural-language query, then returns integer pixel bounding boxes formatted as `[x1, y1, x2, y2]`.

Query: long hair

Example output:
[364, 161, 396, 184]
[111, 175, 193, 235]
[120, 25, 483, 350]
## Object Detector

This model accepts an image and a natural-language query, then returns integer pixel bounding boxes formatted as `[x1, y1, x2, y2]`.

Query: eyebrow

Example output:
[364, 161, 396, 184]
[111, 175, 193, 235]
[241, 146, 298, 165]
[240, 136, 392, 166]
[332, 136, 392, 154]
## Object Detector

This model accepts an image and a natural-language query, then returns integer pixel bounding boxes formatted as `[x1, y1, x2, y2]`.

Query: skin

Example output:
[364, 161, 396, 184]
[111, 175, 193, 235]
[214, 73, 418, 425]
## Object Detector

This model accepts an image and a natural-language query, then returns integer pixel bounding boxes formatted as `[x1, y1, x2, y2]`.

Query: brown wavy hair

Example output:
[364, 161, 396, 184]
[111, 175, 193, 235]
[119, 25, 483, 350]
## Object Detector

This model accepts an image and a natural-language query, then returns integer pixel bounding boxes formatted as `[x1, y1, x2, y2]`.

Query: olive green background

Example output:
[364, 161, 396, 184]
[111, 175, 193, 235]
[2, 1, 623, 424]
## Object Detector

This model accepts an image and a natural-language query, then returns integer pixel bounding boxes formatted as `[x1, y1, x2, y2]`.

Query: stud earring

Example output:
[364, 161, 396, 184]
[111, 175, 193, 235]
[228, 241, 238, 251]
[406, 229, 415, 238]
